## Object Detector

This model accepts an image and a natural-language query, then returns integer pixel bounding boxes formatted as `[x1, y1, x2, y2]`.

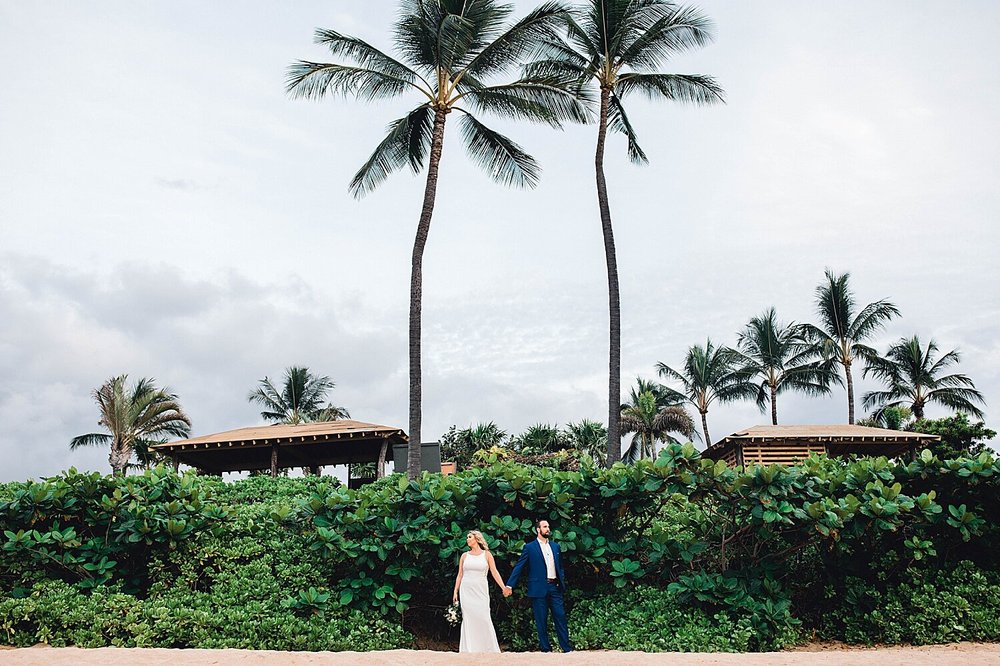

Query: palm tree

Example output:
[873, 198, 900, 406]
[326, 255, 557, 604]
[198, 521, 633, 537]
[857, 405, 912, 431]
[862, 335, 986, 420]
[458, 421, 509, 449]
[801, 269, 899, 424]
[564, 418, 608, 462]
[511, 423, 568, 454]
[71, 375, 192, 476]
[526, 0, 723, 465]
[656, 338, 756, 446]
[288, 1, 586, 479]
[247, 366, 349, 425]
[735, 308, 836, 425]
[619, 378, 695, 463]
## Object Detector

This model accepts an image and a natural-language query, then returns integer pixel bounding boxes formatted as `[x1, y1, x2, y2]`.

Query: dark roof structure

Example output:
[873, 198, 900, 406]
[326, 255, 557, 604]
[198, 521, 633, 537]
[152, 420, 407, 475]
[703, 424, 940, 467]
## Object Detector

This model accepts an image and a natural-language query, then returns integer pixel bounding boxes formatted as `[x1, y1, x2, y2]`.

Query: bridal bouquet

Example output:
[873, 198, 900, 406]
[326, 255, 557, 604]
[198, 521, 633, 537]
[444, 602, 461, 627]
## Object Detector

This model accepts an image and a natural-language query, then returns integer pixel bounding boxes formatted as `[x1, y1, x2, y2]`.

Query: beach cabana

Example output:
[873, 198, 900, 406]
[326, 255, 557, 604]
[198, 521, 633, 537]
[702, 424, 939, 468]
[152, 420, 408, 477]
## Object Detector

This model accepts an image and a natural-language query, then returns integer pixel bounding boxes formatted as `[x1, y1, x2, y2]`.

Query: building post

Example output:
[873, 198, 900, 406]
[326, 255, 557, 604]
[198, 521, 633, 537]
[270, 444, 279, 478]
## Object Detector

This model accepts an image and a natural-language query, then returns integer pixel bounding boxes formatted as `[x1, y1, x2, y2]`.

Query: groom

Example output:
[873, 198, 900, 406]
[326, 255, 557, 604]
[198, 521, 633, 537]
[503, 518, 573, 653]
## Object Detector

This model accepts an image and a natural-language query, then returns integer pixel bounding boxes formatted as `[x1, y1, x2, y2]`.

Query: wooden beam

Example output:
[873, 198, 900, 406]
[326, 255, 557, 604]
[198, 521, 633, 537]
[270, 443, 279, 478]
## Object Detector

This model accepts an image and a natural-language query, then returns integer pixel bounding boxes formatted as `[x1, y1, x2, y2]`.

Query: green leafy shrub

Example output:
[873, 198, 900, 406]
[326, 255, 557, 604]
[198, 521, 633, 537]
[570, 586, 764, 652]
[820, 561, 1000, 644]
[3, 443, 999, 651]
[0, 579, 412, 650]
[1, 467, 228, 593]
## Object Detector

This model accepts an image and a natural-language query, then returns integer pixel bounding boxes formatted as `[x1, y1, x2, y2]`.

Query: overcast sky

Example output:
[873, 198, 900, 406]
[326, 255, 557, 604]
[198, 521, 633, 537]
[1, 1, 998, 481]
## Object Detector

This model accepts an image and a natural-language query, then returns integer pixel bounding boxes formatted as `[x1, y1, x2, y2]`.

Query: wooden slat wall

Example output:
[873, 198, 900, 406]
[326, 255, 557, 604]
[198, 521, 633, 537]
[741, 442, 827, 466]
[720, 449, 739, 468]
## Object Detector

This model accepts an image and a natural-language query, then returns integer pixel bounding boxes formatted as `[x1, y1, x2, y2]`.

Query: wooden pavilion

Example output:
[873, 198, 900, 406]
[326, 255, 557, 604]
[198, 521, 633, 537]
[152, 420, 408, 478]
[702, 424, 940, 468]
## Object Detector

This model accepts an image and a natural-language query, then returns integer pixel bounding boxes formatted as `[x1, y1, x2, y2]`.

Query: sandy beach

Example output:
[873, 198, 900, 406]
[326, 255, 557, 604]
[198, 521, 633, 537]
[2, 644, 999, 665]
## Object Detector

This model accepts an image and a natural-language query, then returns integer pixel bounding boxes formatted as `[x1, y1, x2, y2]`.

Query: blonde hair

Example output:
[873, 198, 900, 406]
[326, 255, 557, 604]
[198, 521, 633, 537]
[467, 530, 489, 551]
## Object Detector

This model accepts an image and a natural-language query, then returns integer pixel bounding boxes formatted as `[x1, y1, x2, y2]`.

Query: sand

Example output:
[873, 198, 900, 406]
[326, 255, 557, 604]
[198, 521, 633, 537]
[1, 644, 999, 665]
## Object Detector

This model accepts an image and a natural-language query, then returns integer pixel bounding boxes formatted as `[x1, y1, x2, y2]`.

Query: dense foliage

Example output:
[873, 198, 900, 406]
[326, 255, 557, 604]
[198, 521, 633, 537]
[2, 444, 999, 651]
[910, 413, 996, 460]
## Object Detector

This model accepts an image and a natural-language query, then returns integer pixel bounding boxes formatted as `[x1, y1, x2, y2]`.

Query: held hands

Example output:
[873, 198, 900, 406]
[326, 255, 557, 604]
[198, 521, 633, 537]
[502, 586, 512, 598]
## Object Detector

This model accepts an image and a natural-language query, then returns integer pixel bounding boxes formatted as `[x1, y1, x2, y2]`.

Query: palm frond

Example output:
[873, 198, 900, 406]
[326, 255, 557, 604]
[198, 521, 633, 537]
[564, 14, 601, 62]
[466, 1, 571, 77]
[313, 28, 423, 83]
[457, 111, 540, 188]
[286, 62, 421, 102]
[460, 79, 590, 127]
[607, 93, 647, 164]
[395, 0, 442, 72]
[70, 433, 111, 450]
[349, 105, 434, 198]
[926, 387, 986, 419]
[849, 299, 900, 340]
[615, 73, 724, 104]
[813, 269, 853, 337]
[616, 4, 716, 71]
[314, 403, 352, 421]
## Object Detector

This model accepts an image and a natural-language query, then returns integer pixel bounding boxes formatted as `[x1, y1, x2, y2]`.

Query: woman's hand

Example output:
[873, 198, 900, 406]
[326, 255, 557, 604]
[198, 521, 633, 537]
[452, 593, 458, 604]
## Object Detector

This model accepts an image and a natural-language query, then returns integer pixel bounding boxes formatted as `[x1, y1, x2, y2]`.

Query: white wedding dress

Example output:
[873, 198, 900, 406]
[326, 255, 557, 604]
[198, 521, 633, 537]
[459, 552, 501, 653]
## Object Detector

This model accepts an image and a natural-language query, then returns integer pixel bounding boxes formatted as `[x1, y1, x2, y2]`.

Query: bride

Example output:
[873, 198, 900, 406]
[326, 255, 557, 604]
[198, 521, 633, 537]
[452, 530, 505, 652]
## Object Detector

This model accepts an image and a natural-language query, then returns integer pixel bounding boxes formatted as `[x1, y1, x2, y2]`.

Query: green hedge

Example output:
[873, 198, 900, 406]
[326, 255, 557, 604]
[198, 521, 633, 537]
[820, 560, 1000, 645]
[2, 445, 999, 651]
[0, 580, 411, 650]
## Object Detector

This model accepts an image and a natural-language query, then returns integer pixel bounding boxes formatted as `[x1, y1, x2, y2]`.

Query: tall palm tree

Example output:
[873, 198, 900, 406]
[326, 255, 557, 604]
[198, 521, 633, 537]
[527, 0, 723, 465]
[735, 308, 836, 425]
[801, 269, 899, 424]
[247, 366, 349, 425]
[620, 378, 695, 463]
[862, 335, 986, 420]
[71, 375, 192, 476]
[288, 1, 586, 479]
[656, 338, 756, 446]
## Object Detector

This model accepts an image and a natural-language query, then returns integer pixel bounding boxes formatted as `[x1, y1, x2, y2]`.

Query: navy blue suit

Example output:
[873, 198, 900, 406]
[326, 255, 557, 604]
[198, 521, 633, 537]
[506, 539, 572, 652]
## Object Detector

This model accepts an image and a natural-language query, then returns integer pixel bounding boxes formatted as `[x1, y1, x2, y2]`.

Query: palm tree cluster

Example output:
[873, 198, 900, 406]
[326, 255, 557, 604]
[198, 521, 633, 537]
[441, 418, 608, 467]
[72, 366, 349, 476]
[288, 0, 723, 475]
[648, 269, 986, 450]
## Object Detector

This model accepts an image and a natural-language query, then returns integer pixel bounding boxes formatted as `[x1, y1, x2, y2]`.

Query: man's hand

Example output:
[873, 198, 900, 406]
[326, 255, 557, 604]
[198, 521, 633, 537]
[503, 586, 512, 597]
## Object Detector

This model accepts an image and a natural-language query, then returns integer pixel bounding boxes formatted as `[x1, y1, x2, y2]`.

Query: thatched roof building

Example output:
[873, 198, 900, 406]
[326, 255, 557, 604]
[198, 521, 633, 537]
[702, 424, 940, 468]
[152, 420, 407, 477]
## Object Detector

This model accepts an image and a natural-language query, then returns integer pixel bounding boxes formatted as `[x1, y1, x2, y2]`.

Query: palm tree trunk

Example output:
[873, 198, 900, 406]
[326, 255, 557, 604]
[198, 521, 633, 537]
[109, 440, 129, 476]
[408, 108, 448, 480]
[770, 384, 778, 425]
[596, 86, 621, 467]
[844, 359, 855, 424]
[700, 410, 711, 447]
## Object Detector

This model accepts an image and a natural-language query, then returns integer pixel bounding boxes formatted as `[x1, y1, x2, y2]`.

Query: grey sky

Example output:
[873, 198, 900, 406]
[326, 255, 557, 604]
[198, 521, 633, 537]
[1, 1, 997, 480]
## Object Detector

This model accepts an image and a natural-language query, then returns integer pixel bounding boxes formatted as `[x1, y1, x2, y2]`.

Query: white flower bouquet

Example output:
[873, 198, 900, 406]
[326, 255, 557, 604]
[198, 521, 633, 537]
[444, 602, 461, 627]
